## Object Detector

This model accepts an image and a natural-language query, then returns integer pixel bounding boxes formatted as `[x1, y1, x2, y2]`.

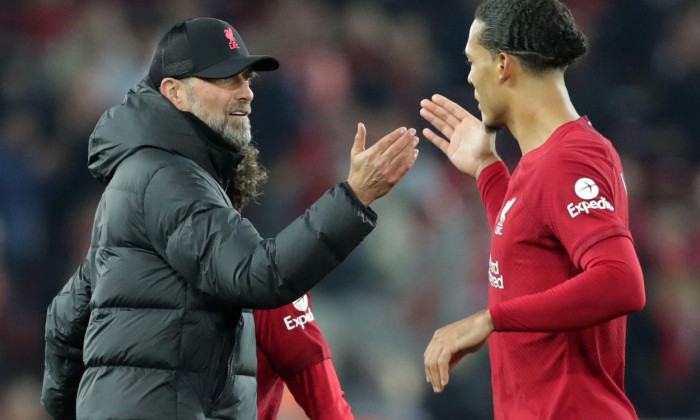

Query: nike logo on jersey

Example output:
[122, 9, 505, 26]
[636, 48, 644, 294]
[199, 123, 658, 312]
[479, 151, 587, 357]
[495, 197, 517, 235]
[567, 178, 614, 218]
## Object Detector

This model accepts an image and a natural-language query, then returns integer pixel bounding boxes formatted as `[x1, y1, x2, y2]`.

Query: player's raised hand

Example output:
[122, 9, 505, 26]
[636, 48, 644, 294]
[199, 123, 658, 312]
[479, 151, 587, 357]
[420, 94, 499, 178]
[347, 123, 419, 206]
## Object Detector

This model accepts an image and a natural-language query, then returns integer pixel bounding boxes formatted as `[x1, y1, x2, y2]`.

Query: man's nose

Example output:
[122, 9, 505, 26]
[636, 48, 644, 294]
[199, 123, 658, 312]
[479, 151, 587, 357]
[234, 74, 254, 102]
[236, 83, 253, 102]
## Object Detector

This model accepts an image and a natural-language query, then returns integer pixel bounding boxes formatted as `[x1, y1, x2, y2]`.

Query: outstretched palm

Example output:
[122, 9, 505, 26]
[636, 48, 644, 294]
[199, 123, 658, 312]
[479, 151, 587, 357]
[420, 94, 498, 178]
[347, 123, 419, 206]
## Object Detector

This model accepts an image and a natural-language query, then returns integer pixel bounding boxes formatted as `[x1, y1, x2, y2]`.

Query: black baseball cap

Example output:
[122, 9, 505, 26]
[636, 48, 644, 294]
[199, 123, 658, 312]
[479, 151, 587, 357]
[148, 17, 279, 87]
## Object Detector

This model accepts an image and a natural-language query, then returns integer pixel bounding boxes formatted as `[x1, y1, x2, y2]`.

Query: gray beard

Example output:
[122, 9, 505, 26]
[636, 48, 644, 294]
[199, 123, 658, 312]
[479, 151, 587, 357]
[186, 87, 252, 150]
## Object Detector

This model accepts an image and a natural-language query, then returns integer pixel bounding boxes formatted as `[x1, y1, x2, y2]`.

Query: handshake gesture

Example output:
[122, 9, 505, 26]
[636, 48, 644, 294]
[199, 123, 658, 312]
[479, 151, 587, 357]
[347, 93, 499, 206]
[345, 94, 500, 394]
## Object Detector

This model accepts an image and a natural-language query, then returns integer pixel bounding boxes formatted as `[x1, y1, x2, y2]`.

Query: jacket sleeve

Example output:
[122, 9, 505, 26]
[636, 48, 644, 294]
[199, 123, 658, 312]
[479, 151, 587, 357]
[143, 162, 377, 308]
[42, 258, 93, 420]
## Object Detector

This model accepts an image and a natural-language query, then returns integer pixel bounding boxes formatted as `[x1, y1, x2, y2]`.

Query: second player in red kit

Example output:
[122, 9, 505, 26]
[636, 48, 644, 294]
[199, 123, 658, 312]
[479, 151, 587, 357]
[479, 117, 642, 418]
[421, 0, 646, 418]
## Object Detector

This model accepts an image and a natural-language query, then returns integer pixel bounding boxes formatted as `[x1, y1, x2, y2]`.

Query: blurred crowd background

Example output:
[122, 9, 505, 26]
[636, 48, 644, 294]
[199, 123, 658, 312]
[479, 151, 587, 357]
[1, 0, 700, 419]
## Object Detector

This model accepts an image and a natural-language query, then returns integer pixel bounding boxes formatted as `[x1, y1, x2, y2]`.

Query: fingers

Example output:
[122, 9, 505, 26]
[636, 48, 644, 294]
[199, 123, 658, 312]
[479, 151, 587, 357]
[389, 146, 419, 183]
[385, 128, 418, 166]
[421, 127, 450, 155]
[424, 345, 438, 392]
[362, 127, 418, 180]
[420, 103, 455, 139]
[424, 339, 450, 393]
[369, 126, 409, 156]
[377, 129, 419, 185]
[420, 94, 482, 139]
[431, 94, 471, 121]
[437, 351, 450, 391]
[352, 122, 367, 155]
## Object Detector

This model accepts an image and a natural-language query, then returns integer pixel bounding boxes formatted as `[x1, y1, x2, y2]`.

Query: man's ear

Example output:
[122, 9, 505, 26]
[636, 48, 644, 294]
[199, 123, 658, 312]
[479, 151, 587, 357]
[160, 78, 189, 111]
[496, 52, 515, 84]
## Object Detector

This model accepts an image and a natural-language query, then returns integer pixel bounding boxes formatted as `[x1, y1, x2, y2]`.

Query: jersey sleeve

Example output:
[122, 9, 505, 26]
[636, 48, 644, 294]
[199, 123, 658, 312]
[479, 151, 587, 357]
[285, 359, 354, 420]
[476, 161, 511, 231]
[254, 293, 331, 379]
[540, 144, 631, 267]
[490, 235, 645, 331]
[255, 294, 352, 419]
[255, 345, 285, 420]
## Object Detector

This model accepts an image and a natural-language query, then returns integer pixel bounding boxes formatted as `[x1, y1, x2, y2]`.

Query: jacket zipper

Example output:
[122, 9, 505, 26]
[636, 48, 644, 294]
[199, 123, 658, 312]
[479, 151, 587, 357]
[210, 317, 242, 410]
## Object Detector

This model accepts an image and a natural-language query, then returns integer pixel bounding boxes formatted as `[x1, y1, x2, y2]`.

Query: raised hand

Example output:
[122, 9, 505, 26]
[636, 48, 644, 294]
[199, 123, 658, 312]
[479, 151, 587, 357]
[423, 308, 494, 393]
[420, 94, 500, 178]
[347, 123, 419, 206]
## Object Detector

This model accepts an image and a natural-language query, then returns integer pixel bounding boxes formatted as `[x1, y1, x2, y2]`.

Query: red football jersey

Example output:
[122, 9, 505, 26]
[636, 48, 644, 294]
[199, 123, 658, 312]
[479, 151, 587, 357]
[478, 117, 639, 419]
[254, 293, 353, 420]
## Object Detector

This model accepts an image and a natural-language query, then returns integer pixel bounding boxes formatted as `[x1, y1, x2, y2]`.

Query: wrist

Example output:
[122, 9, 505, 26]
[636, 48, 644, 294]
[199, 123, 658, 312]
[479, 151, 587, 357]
[474, 156, 500, 180]
[345, 181, 372, 207]
[479, 308, 495, 334]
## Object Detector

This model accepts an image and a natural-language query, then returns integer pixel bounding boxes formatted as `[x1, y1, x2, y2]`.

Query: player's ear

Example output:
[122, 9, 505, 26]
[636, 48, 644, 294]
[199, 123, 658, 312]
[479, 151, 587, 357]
[160, 78, 189, 111]
[497, 52, 515, 83]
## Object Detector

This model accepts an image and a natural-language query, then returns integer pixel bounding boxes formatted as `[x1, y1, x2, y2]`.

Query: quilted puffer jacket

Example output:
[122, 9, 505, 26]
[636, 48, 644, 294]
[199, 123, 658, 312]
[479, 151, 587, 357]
[41, 79, 377, 419]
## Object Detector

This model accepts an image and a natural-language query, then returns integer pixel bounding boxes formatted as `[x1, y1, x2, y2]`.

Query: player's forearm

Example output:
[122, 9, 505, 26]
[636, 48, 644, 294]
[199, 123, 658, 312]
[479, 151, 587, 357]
[476, 160, 511, 230]
[490, 236, 645, 332]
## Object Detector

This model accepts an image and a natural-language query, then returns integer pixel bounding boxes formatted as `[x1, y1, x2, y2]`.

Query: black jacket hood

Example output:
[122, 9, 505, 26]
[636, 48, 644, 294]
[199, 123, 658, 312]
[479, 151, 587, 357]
[88, 78, 242, 186]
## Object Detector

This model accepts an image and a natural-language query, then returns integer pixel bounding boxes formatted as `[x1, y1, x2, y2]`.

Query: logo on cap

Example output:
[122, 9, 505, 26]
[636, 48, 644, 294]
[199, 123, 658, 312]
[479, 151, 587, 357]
[224, 27, 240, 50]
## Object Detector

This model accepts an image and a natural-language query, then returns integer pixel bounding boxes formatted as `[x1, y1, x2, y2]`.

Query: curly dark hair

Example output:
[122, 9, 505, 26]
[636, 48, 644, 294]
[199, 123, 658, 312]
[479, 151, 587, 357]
[475, 0, 588, 73]
[226, 143, 268, 212]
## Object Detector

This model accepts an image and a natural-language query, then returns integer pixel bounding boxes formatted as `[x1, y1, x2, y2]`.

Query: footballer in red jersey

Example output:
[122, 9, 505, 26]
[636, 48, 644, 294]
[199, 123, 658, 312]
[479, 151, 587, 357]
[255, 293, 353, 420]
[420, 0, 645, 418]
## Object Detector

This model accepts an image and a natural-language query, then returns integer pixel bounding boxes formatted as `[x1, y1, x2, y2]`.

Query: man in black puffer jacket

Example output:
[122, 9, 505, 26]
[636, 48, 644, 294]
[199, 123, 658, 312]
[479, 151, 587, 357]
[41, 17, 419, 420]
